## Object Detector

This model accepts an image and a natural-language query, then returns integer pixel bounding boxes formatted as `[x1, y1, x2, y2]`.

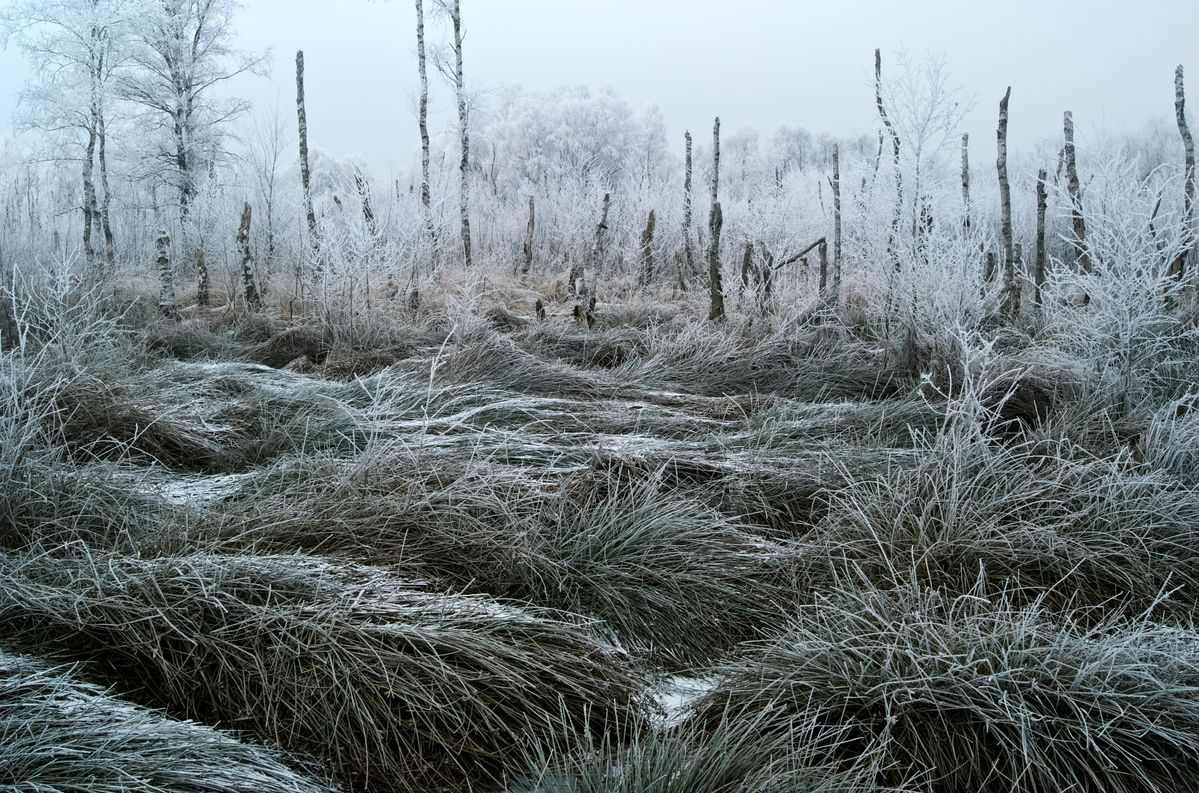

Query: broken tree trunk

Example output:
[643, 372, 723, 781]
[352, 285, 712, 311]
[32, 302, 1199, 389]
[681, 130, 693, 291]
[522, 195, 535, 275]
[354, 170, 378, 237]
[708, 117, 725, 322]
[832, 144, 842, 292]
[1063, 111, 1091, 279]
[195, 247, 209, 309]
[961, 132, 971, 232]
[591, 192, 611, 274]
[997, 87, 1018, 318]
[639, 209, 656, 286]
[1173, 64, 1196, 279]
[1035, 168, 1048, 308]
[237, 202, 262, 311]
[156, 230, 179, 321]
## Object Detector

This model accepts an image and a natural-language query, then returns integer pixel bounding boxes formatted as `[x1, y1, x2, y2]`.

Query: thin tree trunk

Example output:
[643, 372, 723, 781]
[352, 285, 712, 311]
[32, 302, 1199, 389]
[832, 144, 842, 291]
[740, 241, 753, 292]
[818, 238, 830, 293]
[1063, 111, 1091, 282]
[414, 0, 438, 269]
[296, 50, 320, 273]
[156, 230, 179, 321]
[195, 247, 209, 308]
[97, 101, 116, 269]
[237, 202, 262, 310]
[639, 209, 656, 286]
[591, 192, 610, 273]
[522, 195, 535, 275]
[681, 130, 693, 290]
[1035, 168, 1048, 307]
[81, 127, 99, 278]
[708, 117, 725, 322]
[1173, 64, 1196, 279]
[448, 0, 472, 267]
[355, 171, 378, 237]
[961, 132, 971, 233]
[875, 48, 902, 270]
[997, 87, 1018, 318]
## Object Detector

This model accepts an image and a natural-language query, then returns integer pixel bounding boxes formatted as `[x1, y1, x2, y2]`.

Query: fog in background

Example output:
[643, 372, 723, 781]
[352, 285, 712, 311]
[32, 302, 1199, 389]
[1, 0, 1195, 174]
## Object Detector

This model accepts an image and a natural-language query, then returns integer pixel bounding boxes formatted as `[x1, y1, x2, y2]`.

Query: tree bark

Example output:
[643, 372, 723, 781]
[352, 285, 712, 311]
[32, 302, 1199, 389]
[639, 209, 656, 286]
[1063, 111, 1090, 280]
[414, 0, 438, 269]
[708, 117, 725, 322]
[1173, 64, 1196, 279]
[81, 127, 99, 279]
[156, 230, 179, 321]
[681, 130, 693, 290]
[832, 144, 842, 291]
[296, 50, 320, 276]
[1035, 168, 1048, 308]
[237, 202, 262, 310]
[961, 132, 971, 232]
[196, 247, 209, 309]
[522, 195, 535, 275]
[591, 191, 610, 273]
[96, 95, 116, 269]
[447, 0, 472, 267]
[997, 87, 1017, 318]
[875, 48, 903, 270]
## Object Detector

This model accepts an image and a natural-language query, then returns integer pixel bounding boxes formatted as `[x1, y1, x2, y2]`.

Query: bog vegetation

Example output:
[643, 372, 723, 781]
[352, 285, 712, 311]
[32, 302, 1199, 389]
[1, 1, 1198, 791]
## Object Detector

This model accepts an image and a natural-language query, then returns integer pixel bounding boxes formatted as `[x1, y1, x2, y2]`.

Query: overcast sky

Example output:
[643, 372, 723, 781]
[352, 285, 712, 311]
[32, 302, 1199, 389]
[1, 0, 1196, 174]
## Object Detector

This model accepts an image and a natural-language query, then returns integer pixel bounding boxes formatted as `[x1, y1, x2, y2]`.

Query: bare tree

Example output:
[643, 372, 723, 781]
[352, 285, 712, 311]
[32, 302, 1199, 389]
[1174, 65, 1195, 279]
[708, 117, 725, 321]
[1063, 111, 1091, 279]
[875, 48, 902, 268]
[295, 50, 319, 268]
[414, 0, 438, 268]
[997, 87, 1017, 318]
[121, 0, 263, 225]
[436, 0, 471, 267]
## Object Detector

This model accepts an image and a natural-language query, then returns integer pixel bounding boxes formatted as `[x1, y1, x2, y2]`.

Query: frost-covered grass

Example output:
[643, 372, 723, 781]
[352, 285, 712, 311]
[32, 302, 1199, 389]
[4, 274, 1199, 791]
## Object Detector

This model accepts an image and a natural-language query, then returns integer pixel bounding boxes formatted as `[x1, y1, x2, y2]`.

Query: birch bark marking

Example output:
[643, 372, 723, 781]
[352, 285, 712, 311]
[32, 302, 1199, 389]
[681, 130, 693, 290]
[997, 87, 1017, 318]
[961, 132, 971, 232]
[415, 0, 439, 269]
[156, 231, 179, 321]
[708, 117, 726, 322]
[832, 144, 843, 291]
[1035, 168, 1048, 308]
[1173, 65, 1195, 278]
[238, 202, 262, 311]
[447, 0, 472, 267]
[296, 51, 320, 273]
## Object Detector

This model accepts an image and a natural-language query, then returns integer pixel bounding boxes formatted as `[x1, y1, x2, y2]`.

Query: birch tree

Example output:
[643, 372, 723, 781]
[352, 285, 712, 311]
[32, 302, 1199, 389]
[708, 117, 725, 322]
[435, 0, 471, 267]
[414, 0, 438, 268]
[997, 87, 1017, 318]
[1174, 65, 1195, 278]
[121, 0, 263, 225]
[2, 0, 133, 278]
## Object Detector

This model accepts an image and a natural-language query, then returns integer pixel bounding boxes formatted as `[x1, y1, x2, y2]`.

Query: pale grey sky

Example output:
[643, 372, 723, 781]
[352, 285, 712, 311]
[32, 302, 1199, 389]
[1, 0, 1195, 174]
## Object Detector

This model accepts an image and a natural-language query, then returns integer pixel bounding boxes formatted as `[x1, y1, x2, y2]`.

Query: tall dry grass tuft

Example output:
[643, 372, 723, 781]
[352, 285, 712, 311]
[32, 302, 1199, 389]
[0, 649, 340, 793]
[0, 550, 651, 792]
